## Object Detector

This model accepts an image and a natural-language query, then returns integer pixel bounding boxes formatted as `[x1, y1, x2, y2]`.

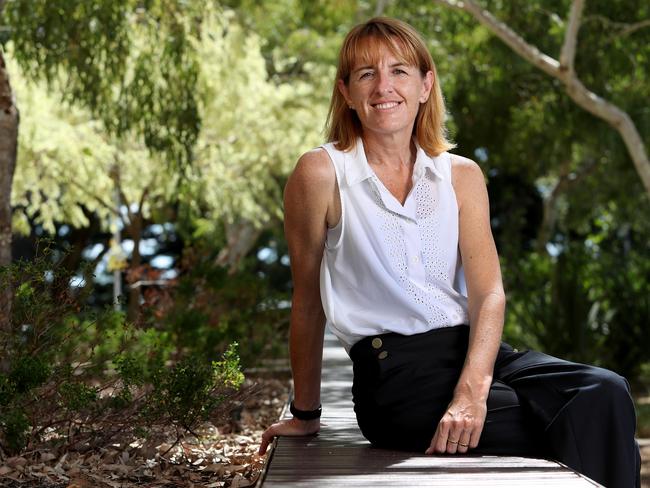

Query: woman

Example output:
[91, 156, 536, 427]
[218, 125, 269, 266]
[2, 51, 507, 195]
[258, 17, 641, 487]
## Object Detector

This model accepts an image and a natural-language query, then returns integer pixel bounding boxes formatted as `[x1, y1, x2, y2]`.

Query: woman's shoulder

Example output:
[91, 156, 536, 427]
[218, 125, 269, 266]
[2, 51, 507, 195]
[295, 147, 333, 173]
[449, 152, 480, 171]
[285, 147, 340, 228]
[449, 153, 484, 181]
[448, 153, 488, 209]
[298, 146, 329, 162]
[289, 147, 336, 192]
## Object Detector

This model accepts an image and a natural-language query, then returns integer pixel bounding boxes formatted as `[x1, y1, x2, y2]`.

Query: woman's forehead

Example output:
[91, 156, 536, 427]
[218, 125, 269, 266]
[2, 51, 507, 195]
[347, 35, 418, 70]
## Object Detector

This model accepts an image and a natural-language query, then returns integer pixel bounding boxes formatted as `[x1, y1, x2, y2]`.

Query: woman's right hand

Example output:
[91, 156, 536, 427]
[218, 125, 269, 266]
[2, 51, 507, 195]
[257, 150, 331, 458]
[258, 418, 321, 455]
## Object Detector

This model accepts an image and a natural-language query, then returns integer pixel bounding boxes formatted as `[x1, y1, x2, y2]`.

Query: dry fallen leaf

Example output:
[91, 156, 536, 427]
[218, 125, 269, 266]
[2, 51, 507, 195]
[55, 452, 69, 471]
[40, 451, 57, 462]
[101, 463, 130, 475]
[230, 473, 255, 488]
[66, 475, 94, 488]
[204, 462, 227, 474]
[6, 456, 28, 468]
[0, 376, 291, 488]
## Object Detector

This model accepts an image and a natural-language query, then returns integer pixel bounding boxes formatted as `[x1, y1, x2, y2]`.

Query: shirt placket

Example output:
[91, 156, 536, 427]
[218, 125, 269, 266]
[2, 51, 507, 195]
[402, 195, 426, 287]
[371, 178, 427, 287]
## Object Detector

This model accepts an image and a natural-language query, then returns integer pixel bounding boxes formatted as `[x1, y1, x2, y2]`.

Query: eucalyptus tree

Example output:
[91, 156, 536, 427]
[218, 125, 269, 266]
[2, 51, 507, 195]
[9, 4, 326, 304]
[433, 0, 650, 195]
[0, 0, 205, 322]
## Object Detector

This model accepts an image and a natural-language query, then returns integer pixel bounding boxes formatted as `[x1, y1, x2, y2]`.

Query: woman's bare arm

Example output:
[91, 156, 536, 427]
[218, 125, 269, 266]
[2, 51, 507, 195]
[426, 154, 505, 455]
[258, 148, 336, 455]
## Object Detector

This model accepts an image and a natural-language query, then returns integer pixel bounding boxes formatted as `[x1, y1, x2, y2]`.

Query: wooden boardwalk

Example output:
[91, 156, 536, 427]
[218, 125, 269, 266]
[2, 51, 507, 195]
[261, 330, 602, 487]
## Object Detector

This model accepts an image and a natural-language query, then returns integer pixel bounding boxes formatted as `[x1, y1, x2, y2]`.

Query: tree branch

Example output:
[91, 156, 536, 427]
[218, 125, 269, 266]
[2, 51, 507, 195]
[66, 177, 122, 218]
[536, 155, 598, 252]
[137, 186, 150, 216]
[216, 219, 265, 274]
[618, 18, 650, 37]
[375, 0, 390, 17]
[433, 0, 560, 78]
[584, 15, 650, 38]
[433, 0, 650, 196]
[559, 0, 585, 73]
[110, 160, 135, 228]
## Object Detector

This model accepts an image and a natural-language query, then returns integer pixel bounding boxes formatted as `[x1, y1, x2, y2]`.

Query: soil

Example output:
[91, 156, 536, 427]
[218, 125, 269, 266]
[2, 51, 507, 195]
[0, 375, 291, 488]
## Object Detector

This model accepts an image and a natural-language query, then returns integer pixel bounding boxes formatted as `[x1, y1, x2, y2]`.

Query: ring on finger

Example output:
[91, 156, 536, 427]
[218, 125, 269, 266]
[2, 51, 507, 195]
[458, 442, 469, 447]
[447, 439, 459, 445]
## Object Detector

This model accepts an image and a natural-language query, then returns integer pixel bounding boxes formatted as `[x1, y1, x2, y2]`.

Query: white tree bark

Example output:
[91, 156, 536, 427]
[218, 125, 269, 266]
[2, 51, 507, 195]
[536, 155, 598, 253]
[0, 49, 19, 331]
[434, 0, 650, 196]
[375, 0, 390, 17]
[216, 220, 264, 274]
[559, 0, 584, 73]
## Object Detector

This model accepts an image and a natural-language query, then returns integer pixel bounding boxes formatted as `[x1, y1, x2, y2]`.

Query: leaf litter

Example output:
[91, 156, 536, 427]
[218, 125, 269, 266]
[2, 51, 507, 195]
[0, 376, 289, 488]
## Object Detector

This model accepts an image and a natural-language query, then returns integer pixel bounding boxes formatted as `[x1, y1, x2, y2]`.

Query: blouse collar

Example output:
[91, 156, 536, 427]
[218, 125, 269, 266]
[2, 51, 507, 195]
[344, 137, 445, 187]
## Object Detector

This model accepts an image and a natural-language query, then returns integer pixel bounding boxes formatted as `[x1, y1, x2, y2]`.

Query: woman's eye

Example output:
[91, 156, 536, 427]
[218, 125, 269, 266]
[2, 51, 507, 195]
[359, 72, 373, 79]
[394, 68, 407, 75]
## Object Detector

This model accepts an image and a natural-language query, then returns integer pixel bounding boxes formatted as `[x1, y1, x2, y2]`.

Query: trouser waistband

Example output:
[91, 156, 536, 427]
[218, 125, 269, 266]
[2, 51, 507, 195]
[349, 324, 470, 364]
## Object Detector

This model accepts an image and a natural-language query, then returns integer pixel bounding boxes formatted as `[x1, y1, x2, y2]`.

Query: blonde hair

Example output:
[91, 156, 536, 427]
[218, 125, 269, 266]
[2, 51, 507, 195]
[325, 17, 455, 156]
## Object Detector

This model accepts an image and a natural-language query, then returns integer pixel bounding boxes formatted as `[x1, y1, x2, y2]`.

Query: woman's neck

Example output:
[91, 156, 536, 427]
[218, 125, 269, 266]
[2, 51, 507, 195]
[361, 131, 415, 171]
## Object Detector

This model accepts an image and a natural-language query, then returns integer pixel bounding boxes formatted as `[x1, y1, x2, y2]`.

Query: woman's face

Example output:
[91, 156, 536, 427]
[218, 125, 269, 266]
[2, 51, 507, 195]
[338, 42, 433, 140]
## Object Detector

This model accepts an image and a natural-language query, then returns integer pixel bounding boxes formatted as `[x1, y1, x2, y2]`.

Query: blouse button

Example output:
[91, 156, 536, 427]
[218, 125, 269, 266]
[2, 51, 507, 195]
[378, 351, 388, 360]
[371, 338, 383, 349]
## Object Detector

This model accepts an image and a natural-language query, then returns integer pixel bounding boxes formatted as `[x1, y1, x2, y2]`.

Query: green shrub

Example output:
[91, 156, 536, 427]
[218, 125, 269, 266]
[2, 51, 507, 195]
[503, 242, 650, 385]
[157, 244, 290, 367]
[146, 343, 245, 431]
[0, 408, 29, 454]
[0, 243, 247, 455]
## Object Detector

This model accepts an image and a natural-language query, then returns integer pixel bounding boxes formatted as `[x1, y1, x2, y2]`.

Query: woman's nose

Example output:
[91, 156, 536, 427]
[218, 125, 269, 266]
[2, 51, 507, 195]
[374, 70, 394, 94]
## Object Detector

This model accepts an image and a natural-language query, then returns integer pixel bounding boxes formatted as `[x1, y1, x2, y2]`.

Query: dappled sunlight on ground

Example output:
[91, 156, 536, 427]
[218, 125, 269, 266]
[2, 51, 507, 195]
[0, 376, 290, 488]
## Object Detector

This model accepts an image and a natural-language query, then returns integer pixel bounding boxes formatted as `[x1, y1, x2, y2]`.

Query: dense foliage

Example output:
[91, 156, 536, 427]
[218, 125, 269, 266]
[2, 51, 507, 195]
[2, 0, 649, 404]
[0, 244, 247, 455]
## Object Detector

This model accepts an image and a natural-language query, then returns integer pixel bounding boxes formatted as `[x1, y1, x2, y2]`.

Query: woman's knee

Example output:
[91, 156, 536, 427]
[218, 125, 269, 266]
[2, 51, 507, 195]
[585, 367, 632, 407]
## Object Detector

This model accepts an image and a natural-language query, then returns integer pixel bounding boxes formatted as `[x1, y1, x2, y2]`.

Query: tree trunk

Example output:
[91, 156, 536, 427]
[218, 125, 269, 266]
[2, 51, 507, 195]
[127, 212, 143, 321]
[375, 0, 390, 16]
[535, 156, 598, 253]
[215, 220, 264, 274]
[0, 50, 19, 331]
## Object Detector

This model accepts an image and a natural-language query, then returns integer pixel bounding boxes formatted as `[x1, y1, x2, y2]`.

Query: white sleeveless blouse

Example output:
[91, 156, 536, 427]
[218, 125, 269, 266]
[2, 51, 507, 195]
[319, 138, 470, 354]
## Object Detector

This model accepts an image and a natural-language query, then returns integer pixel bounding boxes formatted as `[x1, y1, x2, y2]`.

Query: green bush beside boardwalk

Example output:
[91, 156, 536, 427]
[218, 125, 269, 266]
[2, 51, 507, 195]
[0, 246, 248, 455]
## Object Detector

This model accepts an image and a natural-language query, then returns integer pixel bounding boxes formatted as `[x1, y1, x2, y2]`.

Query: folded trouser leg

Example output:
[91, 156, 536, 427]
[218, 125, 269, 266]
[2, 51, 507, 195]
[471, 379, 547, 457]
[493, 343, 641, 488]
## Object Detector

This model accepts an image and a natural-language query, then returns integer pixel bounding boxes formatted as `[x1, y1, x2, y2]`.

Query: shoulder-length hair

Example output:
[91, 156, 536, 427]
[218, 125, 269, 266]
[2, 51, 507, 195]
[325, 17, 455, 156]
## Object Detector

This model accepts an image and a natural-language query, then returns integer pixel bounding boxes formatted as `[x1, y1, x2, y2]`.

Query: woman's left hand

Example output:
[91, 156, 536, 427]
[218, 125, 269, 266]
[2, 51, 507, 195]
[424, 391, 487, 455]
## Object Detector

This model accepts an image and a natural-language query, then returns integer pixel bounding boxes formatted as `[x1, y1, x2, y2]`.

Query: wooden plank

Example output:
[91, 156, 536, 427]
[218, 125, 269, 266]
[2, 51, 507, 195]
[261, 330, 603, 487]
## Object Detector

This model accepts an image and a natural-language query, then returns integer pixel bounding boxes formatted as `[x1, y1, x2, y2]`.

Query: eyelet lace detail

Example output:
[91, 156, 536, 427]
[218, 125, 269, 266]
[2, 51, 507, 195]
[370, 177, 450, 326]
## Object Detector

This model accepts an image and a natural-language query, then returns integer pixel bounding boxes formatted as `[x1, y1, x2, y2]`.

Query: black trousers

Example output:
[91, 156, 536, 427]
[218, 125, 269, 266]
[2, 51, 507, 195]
[350, 325, 641, 488]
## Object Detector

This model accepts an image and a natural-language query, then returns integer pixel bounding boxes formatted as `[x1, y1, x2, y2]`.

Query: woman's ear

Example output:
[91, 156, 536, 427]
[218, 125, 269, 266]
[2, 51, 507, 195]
[420, 70, 434, 103]
[337, 79, 353, 109]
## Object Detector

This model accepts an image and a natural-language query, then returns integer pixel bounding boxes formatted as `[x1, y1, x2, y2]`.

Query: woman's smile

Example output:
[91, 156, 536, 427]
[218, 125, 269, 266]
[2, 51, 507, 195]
[337, 45, 433, 138]
[372, 101, 403, 110]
